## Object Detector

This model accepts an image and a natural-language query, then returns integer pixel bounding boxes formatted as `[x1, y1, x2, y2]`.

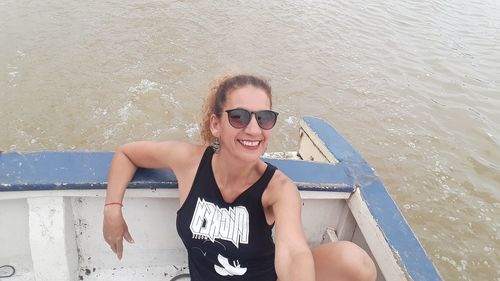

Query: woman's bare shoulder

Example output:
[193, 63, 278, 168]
[269, 169, 295, 188]
[264, 169, 299, 204]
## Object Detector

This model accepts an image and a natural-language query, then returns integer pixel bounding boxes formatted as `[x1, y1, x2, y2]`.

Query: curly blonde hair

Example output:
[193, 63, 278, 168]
[200, 74, 272, 144]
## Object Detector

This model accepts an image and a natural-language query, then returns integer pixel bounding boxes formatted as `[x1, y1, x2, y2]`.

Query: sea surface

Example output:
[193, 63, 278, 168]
[1, 0, 499, 280]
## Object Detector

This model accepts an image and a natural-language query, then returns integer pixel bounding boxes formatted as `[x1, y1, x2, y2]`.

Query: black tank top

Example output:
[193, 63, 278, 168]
[176, 147, 277, 281]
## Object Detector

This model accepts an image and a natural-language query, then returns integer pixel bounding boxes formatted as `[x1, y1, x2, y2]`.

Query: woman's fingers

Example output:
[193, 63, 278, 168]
[116, 240, 124, 260]
[110, 242, 117, 255]
[103, 229, 125, 259]
[106, 237, 124, 259]
[103, 212, 133, 259]
[123, 229, 135, 244]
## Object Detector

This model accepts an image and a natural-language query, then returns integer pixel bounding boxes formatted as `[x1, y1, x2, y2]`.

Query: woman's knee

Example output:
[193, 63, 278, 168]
[312, 241, 376, 281]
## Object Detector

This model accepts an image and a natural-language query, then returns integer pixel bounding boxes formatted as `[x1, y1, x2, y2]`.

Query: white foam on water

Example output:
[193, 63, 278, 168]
[118, 101, 133, 121]
[185, 123, 199, 138]
[128, 79, 161, 94]
[103, 129, 114, 141]
[285, 116, 298, 125]
[161, 92, 179, 105]
[118, 79, 177, 123]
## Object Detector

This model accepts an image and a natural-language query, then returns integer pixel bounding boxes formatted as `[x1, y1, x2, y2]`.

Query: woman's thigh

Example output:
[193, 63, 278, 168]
[311, 241, 376, 281]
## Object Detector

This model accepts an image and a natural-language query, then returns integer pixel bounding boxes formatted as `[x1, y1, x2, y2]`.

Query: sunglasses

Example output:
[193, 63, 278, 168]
[225, 108, 279, 130]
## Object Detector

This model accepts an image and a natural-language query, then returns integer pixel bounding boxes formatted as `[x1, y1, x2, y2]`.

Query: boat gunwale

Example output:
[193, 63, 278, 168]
[302, 116, 442, 281]
[0, 153, 356, 193]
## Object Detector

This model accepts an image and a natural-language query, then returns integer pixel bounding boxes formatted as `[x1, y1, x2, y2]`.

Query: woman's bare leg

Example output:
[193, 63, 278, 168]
[312, 241, 376, 281]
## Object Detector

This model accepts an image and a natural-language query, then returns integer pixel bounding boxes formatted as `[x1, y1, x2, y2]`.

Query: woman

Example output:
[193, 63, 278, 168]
[103, 74, 376, 281]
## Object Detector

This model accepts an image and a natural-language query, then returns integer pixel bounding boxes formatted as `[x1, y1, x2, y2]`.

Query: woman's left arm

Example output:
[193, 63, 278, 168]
[270, 172, 315, 281]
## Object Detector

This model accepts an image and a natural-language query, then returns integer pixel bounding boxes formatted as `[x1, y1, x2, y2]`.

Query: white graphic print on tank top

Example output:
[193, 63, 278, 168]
[190, 198, 249, 247]
[189, 198, 250, 276]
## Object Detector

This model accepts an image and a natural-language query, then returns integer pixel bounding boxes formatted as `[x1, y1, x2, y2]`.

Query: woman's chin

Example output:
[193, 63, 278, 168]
[234, 147, 265, 161]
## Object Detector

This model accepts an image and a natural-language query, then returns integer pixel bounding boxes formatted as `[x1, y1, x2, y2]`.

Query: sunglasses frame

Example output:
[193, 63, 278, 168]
[225, 108, 279, 130]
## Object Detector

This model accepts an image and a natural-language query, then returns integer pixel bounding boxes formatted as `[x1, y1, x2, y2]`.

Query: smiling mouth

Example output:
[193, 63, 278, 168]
[238, 140, 261, 147]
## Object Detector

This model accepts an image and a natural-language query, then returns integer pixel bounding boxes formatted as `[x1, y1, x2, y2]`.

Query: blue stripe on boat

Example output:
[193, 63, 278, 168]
[0, 152, 354, 193]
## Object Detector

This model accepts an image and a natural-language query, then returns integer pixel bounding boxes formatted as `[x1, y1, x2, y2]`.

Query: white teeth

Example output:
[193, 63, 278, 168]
[239, 140, 260, 147]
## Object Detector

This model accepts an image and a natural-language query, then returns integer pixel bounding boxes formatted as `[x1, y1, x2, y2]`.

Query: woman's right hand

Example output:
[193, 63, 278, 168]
[103, 205, 135, 260]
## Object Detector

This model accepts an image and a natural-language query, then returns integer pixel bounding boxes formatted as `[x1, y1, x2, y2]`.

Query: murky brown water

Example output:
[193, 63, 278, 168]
[1, 0, 499, 279]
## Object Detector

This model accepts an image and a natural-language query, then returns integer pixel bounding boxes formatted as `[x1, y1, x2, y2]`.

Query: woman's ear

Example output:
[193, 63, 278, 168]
[209, 113, 220, 138]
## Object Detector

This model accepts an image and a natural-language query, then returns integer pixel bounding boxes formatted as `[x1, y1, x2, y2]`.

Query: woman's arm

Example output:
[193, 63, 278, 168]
[105, 141, 186, 205]
[269, 172, 315, 281]
[103, 141, 197, 259]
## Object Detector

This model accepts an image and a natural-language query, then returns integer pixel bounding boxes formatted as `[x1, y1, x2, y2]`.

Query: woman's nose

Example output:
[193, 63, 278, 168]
[244, 114, 261, 134]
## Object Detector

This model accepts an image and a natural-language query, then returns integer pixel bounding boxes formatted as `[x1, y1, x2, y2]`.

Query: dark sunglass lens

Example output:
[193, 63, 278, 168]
[228, 109, 251, 128]
[256, 111, 277, 129]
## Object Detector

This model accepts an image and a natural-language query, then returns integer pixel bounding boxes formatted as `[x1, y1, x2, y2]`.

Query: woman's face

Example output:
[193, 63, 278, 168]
[213, 85, 273, 162]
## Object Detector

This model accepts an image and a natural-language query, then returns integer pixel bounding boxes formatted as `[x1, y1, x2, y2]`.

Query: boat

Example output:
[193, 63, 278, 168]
[0, 117, 442, 281]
